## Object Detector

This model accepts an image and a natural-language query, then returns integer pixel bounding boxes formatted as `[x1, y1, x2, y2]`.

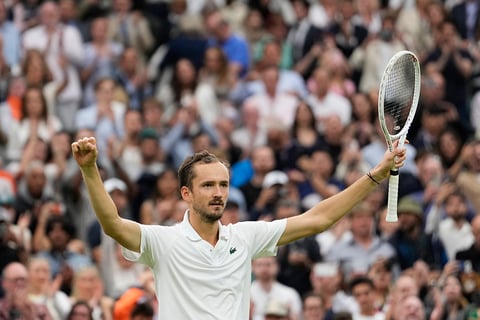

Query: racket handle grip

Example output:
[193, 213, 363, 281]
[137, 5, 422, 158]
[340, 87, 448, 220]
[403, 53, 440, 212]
[386, 171, 399, 222]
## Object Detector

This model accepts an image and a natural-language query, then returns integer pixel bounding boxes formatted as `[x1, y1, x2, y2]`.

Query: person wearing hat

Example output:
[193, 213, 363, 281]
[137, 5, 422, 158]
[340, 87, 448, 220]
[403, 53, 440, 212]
[263, 299, 290, 320]
[389, 196, 444, 270]
[71, 135, 407, 319]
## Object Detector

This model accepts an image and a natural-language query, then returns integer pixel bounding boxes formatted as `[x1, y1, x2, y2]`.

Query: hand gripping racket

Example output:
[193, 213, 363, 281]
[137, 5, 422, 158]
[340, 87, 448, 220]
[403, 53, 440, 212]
[378, 51, 421, 222]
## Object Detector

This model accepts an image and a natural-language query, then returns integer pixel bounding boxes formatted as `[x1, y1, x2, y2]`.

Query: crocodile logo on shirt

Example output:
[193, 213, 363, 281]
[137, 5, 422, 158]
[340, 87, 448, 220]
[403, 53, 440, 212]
[229, 247, 237, 254]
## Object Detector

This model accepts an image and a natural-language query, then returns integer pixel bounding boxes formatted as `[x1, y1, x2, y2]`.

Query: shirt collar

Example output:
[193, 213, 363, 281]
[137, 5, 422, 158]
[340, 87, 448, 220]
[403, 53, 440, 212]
[180, 210, 229, 242]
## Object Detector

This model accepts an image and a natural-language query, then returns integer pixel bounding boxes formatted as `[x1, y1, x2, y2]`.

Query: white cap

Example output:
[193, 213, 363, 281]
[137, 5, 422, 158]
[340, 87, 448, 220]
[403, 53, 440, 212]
[262, 171, 289, 188]
[264, 299, 289, 317]
[104, 178, 127, 194]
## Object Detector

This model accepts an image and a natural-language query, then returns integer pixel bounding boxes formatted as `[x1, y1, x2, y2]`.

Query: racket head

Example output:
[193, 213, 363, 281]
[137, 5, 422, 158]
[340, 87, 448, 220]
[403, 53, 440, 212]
[378, 51, 421, 150]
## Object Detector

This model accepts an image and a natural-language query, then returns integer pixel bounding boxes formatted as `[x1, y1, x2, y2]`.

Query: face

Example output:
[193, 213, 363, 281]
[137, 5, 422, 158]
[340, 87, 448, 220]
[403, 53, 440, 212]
[251, 146, 275, 174]
[303, 296, 325, 320]
[352, 282, 375, 313]
[176, 59, 196, 85]
[74, 268, 99, 295]
[28, 259, 51, 286]
[25, 89, 45, 118]
[350, 211, 374, 238]
[443, 275, 463, 302]
[48, 223, 70, 249]
[2, 263, 29, 293]
[156, 170, 178, 197]
[252, 257, 278, 281]
[393, 276, 418, 303]
[90, 18, 108, 40]
[204, 48, 224, 72]
[95, 79, 115, 102]
[26, 166, 47, 197]
[398, 296, 425, 320]
[183, 162, 229, 223]
[438, 131, 462, 161]
[444, 194, 467, 221]
[69, 304, 92, 320]
[124, 110, 142, 136]
[40, 2, 60, 28]
[311, 151, 334, 177]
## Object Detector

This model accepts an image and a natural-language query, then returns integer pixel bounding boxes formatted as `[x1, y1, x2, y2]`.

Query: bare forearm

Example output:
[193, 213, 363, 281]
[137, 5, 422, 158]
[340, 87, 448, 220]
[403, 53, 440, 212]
[80, 165, 122, 236]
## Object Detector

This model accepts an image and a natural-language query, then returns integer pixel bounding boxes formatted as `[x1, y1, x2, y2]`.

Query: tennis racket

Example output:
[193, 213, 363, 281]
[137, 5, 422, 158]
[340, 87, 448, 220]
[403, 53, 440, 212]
[378, 50, 421, 222]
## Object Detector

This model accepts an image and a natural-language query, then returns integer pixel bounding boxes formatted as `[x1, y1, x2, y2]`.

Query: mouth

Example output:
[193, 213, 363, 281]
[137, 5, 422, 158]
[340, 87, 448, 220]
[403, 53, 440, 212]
[210, 202, 224, 207]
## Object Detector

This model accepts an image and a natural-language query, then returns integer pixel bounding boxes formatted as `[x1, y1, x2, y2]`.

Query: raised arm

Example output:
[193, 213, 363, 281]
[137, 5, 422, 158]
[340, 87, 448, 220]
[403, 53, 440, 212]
[71, 137, 141, 252]
[278, 143, 406, 245]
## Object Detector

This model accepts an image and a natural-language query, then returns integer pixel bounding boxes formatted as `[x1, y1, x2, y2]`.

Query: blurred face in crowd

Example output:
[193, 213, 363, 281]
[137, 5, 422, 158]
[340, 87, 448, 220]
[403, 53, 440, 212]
[302, 295, 325, 320]
[251, 146, 275, 175]
[95, 78, 115, 104]
[90, 17, 108, 42]
[396, 295, 425, 320]
[351, 280, 376, 315]
[444, 193, 468, 221]
[25, 162, 47, 198]
[252, 257, 278, 282]
[40, 2, 60, 29]
[2, 263, 29, 294]
[124, 109, 143, 138]
[28, 258, 51, 290]
[113, 0, 132, 14]
[24, 87, 46, 119]
[176, 59, 196, 86]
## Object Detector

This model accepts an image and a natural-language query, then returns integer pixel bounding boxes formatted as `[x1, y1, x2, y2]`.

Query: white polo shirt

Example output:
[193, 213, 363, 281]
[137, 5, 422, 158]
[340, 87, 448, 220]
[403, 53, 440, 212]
[123, 212, 287, 319]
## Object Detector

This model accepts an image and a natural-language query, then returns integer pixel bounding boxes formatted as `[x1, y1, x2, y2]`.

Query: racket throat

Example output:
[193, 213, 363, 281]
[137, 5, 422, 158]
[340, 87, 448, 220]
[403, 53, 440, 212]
[390, 169, 399, 176]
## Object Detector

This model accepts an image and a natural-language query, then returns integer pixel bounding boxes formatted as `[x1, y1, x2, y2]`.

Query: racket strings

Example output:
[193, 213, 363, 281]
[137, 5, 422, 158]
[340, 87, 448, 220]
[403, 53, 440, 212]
[383, 55, 417, 135]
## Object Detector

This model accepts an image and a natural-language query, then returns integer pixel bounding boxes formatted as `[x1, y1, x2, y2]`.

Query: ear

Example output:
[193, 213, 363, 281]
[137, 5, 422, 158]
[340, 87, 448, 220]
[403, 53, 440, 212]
[180, 186, 191, 202]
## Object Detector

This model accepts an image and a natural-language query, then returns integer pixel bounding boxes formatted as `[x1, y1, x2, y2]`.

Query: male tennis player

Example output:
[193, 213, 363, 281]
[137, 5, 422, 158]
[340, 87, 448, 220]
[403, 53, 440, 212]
[71, 137, 406, 319]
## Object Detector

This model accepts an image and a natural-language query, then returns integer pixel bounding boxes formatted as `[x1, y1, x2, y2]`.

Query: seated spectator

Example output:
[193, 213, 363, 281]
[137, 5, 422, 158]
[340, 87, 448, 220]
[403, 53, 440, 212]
[430, 274, 471, 320]
[263, 299, 290, 320]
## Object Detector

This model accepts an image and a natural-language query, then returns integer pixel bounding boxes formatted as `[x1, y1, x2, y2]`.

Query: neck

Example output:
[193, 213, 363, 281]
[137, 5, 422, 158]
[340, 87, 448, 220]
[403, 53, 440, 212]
[259, 279, 274, 292]
[189, 212, 220, 246]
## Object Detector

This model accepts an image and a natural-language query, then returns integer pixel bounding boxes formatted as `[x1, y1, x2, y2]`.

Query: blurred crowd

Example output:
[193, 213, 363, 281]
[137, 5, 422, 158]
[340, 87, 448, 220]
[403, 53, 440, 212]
[0, 0, 479, 319]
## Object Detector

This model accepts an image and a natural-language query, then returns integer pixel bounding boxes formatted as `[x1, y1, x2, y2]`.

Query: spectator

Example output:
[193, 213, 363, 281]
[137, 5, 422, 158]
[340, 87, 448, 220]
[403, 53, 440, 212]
[69, 266, 113, 320]
[113, 47, 153, 111]
[326, 201, 397, 279]
[22, 1, 85, 132]
[156, 58, 219, 125]
[203, 8, 250, 79]
[349, 11, 406, 94]
[302, 292, 325, 320]
[35, 215, 93, 295]
[26, 256, 71, 319]
[424, 20, 473, 127]
[310, 261, 358, 316]
[0, 1, 21, 70]
[393, 295, 426, 320]
[6, 86, 62, 166]
[430, 274, 471, 320]
[389, 196, 444, 270]
[456, 214, 480, 273]
[0, 262, 52, 319]
[349, 275, 386, 320]
[67, 300, 93, 320]
[75, 77, 127, 164]
[106, 0, 154, 63]
[243, 64, 299, 130]
[448, 140, 480, 213]
[263, 299, 290, 320]
[80, 16, 124, 109]
[306, 67, 352, 131]
[139, 167, 180, 226]
[250, 256, 302, 320]
[276, 199, 322, 297]
[384, 274, 419, 320]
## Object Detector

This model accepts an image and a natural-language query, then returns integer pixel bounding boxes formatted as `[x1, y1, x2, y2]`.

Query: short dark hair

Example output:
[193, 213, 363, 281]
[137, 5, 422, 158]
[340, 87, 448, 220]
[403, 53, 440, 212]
[349, 275, 374, 292]
[45, 215, 76, 239]
[130, 301, 154, 318]
[177, 151, 230, 190]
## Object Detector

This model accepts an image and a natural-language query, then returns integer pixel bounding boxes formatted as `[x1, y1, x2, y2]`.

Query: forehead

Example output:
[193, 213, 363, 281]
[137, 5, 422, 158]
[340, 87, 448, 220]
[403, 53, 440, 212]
[192, 162, 229, 183]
